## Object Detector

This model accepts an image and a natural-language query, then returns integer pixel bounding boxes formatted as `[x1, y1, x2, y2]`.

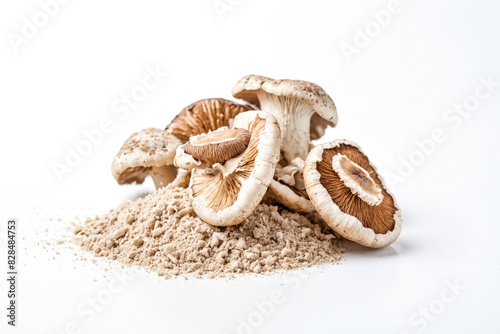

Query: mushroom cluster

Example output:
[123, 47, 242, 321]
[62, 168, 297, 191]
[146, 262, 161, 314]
[111, 76, 402, 248]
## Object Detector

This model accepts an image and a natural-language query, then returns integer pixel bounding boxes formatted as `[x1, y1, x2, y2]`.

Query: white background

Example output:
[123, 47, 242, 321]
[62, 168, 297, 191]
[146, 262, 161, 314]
[1, 0, 500, 333]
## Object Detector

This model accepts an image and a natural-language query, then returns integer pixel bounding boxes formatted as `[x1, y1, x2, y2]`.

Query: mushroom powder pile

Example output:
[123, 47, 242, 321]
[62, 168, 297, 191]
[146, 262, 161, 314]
[74, 186, 346, 278]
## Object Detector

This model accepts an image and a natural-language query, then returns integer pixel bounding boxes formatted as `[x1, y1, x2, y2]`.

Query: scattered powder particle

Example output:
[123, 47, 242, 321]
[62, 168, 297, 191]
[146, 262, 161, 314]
[73, 186, 346, 279]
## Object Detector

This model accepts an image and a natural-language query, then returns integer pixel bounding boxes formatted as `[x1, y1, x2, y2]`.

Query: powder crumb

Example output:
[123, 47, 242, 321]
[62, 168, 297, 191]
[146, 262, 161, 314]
[113, 227, 128, 239]
[73, 186, 346, 279]
[132, 238, 143, 247]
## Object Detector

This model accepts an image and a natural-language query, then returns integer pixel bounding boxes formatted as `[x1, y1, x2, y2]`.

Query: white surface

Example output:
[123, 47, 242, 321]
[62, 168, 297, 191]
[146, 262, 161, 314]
[1, 0, 500, 333]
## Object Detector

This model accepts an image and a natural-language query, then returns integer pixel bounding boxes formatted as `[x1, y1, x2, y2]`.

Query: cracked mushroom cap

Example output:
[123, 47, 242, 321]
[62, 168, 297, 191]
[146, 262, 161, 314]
[112, 128, 182, 189]
[304, 140, 402, 248]
[184, 110, 281, 226]
[269, 158, 315, 213]
[232, 75, 337, 162]
[166, 98, 253, 142]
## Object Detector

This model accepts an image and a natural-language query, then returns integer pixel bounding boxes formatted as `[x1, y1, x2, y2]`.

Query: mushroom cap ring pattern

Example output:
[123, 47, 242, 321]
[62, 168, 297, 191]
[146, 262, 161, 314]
[304, 140, 402, 248]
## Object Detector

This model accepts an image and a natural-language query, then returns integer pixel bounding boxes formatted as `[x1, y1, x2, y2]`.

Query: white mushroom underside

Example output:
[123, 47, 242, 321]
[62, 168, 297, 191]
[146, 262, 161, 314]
[304, 140, 402, 248]
[331, 154, 383, 206]
[257, 92, 316, 162]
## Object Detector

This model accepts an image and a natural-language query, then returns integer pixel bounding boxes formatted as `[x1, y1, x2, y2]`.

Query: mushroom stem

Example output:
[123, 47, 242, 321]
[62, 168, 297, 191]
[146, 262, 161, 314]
[258, 92, 315, 162]
[331, 154, 383, 206]
[212, 163, 229, 177]
[150, 166, 178, 189]
[168, 168, 191, 188]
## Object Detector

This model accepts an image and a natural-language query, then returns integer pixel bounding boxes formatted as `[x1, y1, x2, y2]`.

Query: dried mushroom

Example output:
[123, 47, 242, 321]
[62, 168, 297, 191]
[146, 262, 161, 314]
[304, 140, 402, 248]
[177, 110, 281, 226]
[111, 128, 182, 188]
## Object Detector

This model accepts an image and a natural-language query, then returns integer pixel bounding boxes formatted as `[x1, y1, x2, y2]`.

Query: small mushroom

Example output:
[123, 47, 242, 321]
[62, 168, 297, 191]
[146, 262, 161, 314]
[182, 127, 251, 165]
[111, 128, 182, 188]
[303, 140, 402, 248]
[268, 158, 315, 213]
[178, 110, 281, 226]
[232, 75, 337, 162]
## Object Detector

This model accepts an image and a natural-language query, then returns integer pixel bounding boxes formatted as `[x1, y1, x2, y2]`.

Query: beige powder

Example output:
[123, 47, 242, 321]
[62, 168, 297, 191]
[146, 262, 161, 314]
[74, 186, 346, 278]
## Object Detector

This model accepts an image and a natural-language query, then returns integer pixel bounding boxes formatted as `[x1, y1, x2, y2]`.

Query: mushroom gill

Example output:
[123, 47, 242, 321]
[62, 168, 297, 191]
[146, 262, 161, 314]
[166, 98, 253, 142]
[190, 116, 265, 212]
[316, 144, 397, 234]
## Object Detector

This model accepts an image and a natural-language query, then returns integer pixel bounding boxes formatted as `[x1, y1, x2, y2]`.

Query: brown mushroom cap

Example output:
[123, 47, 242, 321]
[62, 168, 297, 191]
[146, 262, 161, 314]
[166, 98, 253, 142]
[182, 128, 251, 165]
[111, 128, 182, 188]
[304, 140, 402, 248]
[232, 75, 337, 162]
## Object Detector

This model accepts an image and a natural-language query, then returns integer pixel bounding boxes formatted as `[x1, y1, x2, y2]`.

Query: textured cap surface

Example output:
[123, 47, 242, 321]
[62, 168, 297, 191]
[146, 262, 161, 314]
[112, 128, 182, 185]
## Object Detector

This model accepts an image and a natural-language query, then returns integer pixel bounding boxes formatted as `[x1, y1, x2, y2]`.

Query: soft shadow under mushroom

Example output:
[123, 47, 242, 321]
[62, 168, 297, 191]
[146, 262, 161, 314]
[345, 241, 399, 258]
